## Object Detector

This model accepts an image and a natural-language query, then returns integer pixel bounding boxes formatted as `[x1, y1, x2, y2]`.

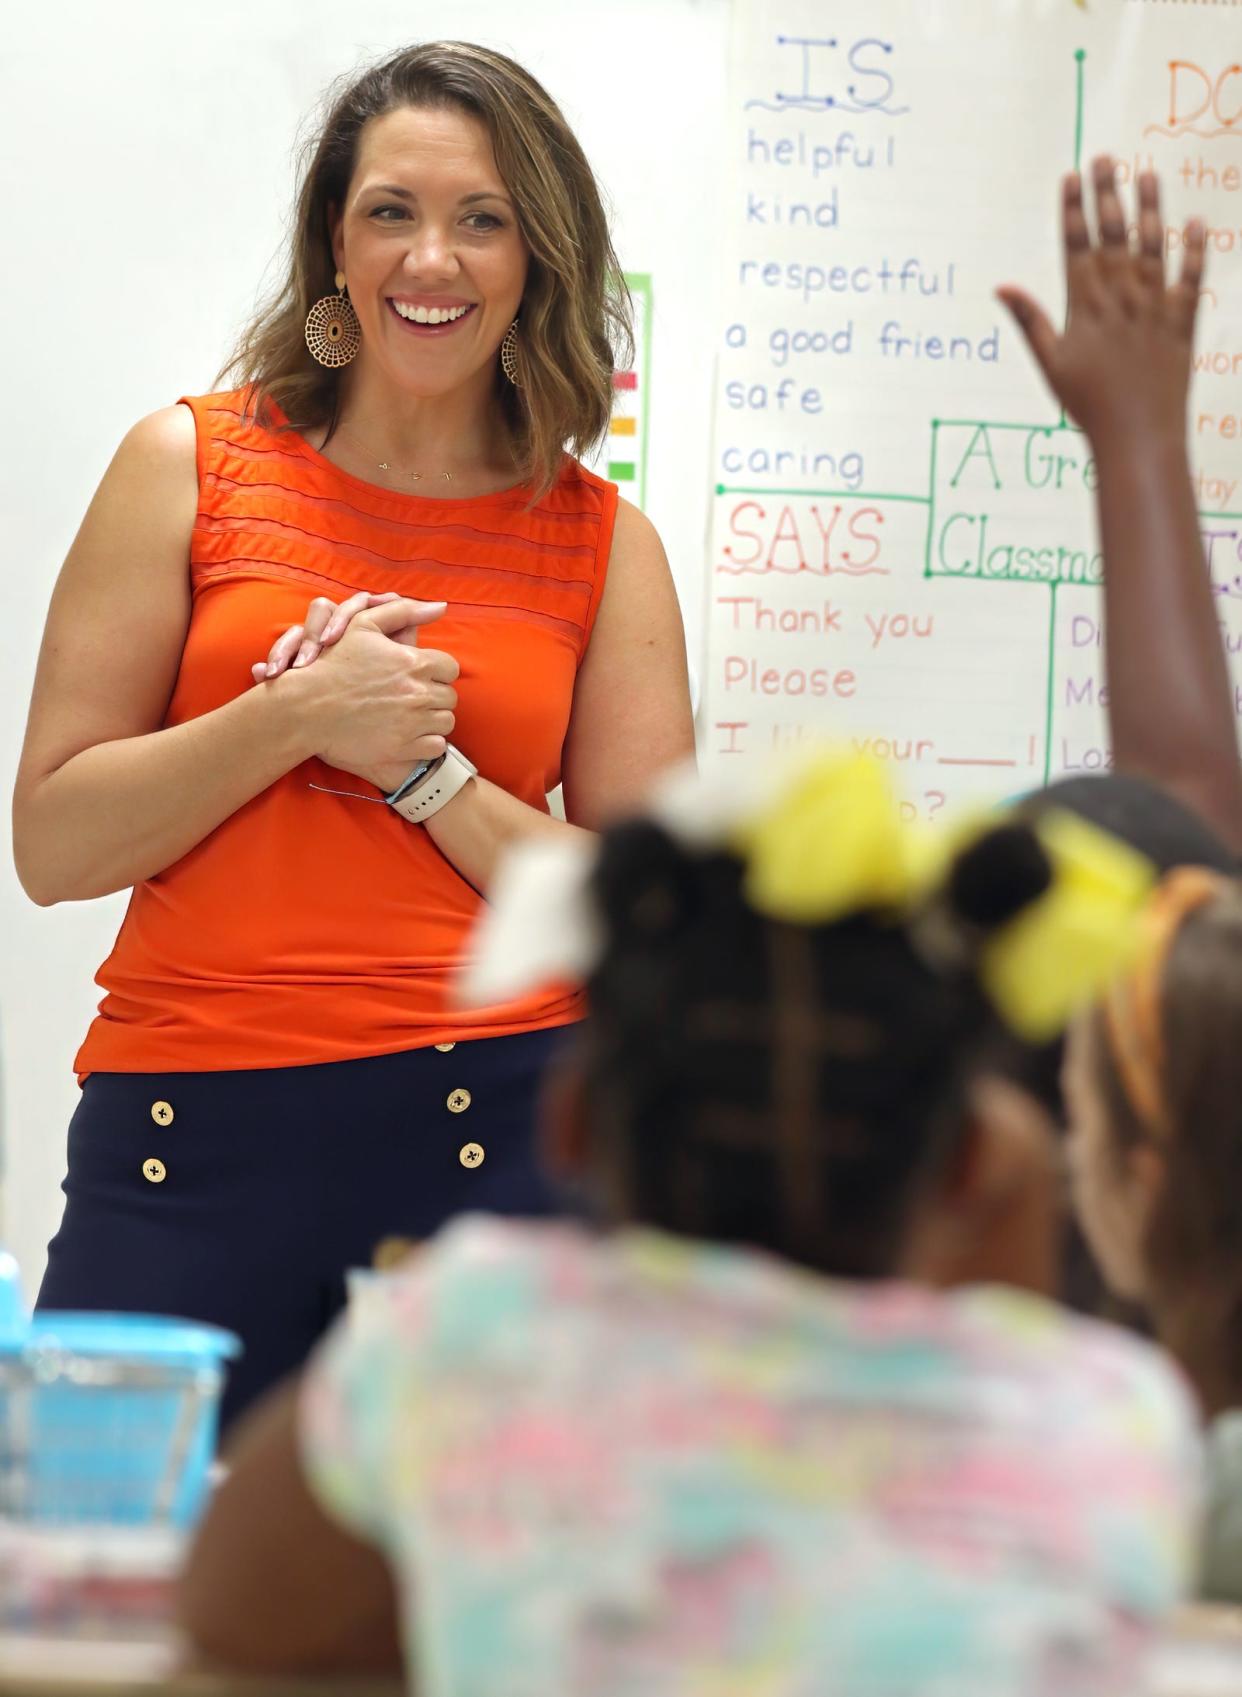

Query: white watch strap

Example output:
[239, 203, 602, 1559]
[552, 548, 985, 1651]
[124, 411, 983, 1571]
[389, 745, 478, 823]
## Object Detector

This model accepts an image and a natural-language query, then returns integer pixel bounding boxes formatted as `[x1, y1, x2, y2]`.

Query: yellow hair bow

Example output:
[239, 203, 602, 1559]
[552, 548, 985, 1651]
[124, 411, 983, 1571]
[730, 750, 923, 924]
[726, 748, 1154, 1042]
[979, 809, 1154, 1042]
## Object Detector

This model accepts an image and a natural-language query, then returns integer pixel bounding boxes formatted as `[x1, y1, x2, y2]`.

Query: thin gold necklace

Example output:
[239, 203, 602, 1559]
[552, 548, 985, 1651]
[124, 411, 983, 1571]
[336, 421, 452, 484]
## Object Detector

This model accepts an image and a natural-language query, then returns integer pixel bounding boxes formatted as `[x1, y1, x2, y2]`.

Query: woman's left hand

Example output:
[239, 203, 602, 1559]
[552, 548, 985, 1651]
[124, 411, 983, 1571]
[250, 591, 402, 684]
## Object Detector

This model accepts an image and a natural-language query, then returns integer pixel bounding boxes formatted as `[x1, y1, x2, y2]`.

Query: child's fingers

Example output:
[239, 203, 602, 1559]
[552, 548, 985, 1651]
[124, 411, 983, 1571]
[996, 287, 1060, 389]
[1136, 172, 1165, 291]
[1174, 218, 1207, 336]
[1062, 174, 1098, 308]
[1092, 156, 1129, 258]
[1093, 156, 1147, 316]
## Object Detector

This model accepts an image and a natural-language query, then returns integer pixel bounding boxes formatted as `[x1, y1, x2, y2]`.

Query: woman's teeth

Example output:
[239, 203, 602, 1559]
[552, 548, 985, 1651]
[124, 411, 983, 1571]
[391, 302, 473, 325]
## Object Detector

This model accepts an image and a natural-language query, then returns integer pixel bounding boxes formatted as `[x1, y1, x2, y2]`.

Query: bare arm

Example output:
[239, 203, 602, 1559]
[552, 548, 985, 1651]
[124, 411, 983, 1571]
[998, 160, 1242, 853]
[13, 408, 456, 905]
[1093, 429, 1240, 841]
[420, 499, 695, 889]
[177, 1382, 401, 1675]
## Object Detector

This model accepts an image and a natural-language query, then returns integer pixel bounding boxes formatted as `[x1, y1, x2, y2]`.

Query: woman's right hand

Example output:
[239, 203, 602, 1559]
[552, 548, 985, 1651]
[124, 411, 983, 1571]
[285, 597, 459, 775]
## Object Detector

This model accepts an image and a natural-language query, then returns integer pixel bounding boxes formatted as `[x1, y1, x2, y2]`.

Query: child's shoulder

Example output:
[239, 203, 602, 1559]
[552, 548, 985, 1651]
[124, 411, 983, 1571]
[957, 1284, 1200, 1448]
[429, 1212, 595, 1283]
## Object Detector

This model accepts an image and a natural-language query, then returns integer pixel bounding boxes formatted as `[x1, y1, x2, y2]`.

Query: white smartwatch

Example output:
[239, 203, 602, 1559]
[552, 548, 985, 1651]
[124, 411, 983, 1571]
[386, 745, 478, 824]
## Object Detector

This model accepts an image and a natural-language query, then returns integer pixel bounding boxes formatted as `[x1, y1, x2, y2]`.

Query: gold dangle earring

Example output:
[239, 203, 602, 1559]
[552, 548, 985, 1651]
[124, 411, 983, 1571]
[304, 271, 361, 368]
[499, 318, 522, 387]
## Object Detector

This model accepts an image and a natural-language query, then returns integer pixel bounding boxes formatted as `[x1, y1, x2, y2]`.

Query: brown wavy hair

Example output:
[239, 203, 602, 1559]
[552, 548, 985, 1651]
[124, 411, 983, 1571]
[1087, 884, 1242, 1414]
[217, 42, 632, 497]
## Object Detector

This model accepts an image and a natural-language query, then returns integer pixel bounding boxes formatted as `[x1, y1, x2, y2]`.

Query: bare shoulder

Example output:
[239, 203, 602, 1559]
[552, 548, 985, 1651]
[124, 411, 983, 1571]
[55, 400, 202, 595]
[69, 404, 199, 584]
[596, 497, 681, 624]
[111, 403, 199, 489]
[610, 496, 666, 560]
[604, 499, 676, 603]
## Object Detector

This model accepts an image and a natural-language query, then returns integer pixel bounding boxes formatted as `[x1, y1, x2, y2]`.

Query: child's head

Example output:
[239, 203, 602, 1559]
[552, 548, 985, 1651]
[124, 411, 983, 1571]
[475, 756, 1151, 1294]
[568, 820, 1046, 1285]
[998, 773, 1235, 1127]
[1064, 870, 1242, 1409]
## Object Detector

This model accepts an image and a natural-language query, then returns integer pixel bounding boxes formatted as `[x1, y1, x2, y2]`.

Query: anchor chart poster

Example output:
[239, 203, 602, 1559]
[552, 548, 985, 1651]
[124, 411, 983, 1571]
[704, 0, 1242, 818]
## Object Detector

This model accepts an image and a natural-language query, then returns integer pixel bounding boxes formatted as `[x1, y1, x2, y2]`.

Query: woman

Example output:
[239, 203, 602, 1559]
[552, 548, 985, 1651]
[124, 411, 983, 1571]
[13, 41, 693, 1427]
[179, 753, 1199, 1691]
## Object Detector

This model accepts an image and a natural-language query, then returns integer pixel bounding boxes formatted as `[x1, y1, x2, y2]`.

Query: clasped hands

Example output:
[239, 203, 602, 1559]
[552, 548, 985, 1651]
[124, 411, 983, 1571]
[253, 591, 458, 798]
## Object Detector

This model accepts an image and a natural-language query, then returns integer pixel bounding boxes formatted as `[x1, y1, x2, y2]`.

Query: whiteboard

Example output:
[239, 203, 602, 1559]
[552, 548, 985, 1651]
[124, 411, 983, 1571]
[703, 0, 1242, 827]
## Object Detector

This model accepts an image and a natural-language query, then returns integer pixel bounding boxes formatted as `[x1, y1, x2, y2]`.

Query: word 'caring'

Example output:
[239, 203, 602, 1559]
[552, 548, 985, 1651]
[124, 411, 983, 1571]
[718, 443, 865, 486]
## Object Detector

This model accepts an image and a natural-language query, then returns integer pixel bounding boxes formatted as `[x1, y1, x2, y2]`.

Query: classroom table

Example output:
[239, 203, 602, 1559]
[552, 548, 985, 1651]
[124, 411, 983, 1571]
[3, 1610, 1242, 1696]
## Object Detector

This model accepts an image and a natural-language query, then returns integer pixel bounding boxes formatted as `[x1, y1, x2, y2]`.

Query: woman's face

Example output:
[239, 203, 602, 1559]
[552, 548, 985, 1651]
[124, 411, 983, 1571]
[330, 104, 529, 401]
[1062, 1014, 1150, 1301]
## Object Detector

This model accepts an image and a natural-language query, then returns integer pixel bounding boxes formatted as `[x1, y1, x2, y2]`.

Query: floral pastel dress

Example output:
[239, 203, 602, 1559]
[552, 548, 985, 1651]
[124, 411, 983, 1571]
[301, 1216, 1201, 1696]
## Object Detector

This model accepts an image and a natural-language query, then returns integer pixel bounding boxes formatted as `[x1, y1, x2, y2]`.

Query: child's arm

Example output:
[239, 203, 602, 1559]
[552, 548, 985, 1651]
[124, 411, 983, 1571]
[998, 158, 1242, 855]
[176, 1381, 402, 1675]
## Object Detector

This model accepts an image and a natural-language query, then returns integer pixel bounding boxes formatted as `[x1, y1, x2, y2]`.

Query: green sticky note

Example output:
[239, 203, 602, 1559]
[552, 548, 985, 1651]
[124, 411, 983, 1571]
[609, 461, 637, 482]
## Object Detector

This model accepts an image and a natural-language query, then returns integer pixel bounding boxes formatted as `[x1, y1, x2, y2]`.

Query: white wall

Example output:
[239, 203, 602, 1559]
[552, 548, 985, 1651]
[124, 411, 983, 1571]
[0, 0, 728, 1294]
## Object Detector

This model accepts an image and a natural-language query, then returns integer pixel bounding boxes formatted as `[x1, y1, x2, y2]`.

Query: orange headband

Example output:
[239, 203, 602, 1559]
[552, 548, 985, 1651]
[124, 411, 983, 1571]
[1101, 866, 1227, 1138]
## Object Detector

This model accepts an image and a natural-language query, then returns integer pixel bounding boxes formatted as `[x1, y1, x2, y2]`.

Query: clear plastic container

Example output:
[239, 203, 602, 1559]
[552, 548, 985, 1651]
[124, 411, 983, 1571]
[0, 1312, 239, 1529]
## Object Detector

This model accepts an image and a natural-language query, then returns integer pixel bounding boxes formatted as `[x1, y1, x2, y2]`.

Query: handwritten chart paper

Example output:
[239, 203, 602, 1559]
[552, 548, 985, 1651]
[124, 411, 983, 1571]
[705, 0, 1242, 819]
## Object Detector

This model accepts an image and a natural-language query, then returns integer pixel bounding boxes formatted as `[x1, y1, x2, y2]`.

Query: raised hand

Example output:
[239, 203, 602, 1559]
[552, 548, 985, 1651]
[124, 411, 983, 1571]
[997, 157, 1205, 445]
[998, 158, 1242, 854]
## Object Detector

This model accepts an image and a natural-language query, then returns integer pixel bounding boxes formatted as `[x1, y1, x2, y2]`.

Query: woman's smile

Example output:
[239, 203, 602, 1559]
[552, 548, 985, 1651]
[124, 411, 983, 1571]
[386, 297, 479, 337]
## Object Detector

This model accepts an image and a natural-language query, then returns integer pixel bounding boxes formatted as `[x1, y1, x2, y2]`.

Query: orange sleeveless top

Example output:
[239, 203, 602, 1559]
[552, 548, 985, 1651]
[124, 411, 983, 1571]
[74, 390, 618, 1077]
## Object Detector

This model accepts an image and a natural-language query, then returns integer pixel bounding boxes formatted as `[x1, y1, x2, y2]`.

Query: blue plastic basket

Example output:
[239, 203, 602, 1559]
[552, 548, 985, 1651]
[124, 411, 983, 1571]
[0, 1312, 240, 1530]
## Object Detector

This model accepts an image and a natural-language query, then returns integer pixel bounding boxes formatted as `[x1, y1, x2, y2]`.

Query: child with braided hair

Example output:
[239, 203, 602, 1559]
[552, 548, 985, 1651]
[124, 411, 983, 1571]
[179, 752, 1201, 1694]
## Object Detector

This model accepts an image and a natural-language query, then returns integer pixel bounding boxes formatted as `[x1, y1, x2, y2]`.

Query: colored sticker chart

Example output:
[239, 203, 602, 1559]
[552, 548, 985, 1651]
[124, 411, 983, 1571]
[704, 2, 1242, 818]
[587, 271, 653, 508]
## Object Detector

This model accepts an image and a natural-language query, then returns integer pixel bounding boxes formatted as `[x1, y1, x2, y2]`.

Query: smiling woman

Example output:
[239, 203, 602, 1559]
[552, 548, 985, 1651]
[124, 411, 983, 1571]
[225, 43, 629, 497]
[14, 41, 694, 1432]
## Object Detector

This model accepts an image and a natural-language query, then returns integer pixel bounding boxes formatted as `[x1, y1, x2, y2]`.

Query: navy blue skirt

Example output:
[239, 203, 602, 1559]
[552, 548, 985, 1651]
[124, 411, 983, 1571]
[37, 1028, 571, 1431]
